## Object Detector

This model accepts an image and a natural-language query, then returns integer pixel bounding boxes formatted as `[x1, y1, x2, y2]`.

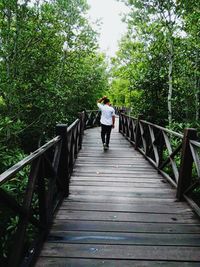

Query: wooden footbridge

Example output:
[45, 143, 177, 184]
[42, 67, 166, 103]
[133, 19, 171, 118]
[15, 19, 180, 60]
[1, 111, 200, 266]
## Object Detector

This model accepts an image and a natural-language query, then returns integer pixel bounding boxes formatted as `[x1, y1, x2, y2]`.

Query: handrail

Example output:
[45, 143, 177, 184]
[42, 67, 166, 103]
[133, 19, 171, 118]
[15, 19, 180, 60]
[119, 113, 200, 217]
[0, 137, 61, 185]
[0, 111, 85, 267]
[84, 110, 101, 128]
[84, 107, 124, 128]
[190, 139, 200, 148]
[67, 119, 79, 132]
[140, 119, 184, 138]
[2, 110, 200, 266]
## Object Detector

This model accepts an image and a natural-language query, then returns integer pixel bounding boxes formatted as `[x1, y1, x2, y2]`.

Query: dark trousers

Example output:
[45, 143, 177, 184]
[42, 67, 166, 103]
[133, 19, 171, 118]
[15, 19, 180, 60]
[101, 124, 112, 146]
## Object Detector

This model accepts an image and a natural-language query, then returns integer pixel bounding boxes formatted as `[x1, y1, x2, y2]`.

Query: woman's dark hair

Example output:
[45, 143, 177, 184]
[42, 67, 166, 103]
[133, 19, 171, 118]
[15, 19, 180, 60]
[103, 98, 110, 104]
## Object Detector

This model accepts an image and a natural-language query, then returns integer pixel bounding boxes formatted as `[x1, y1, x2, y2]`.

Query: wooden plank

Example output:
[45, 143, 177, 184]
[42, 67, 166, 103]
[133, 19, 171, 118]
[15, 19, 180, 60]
[36, 258, 200, 267]
[60, 202, 191, 214]
[79, 145, 138, 149]
[81, 146, 136, 149]
[69, 181, 171, 188]
[70, 176, 166, 181]
[69, 185, 174, 193]
[56, 210, 198, 223]
[68, 190, 175, 199]
[52, 220, 200, 234]
[70, 176, 168, 183]
[76, 160, 147, 165]
[73, 167, 157, 173]
[67, 194, 178, 203]
[75, 164, 154, 169]
[39, 243, 200, 261]
[47, 231, 200, 246]
[77, 156, 145, 161]
[71, 173, 162, 178]
[35, 118, 200, 266]
[76, 154, 144, 159]
[65, 197, 188, 206]
[75, 162, 153, 166]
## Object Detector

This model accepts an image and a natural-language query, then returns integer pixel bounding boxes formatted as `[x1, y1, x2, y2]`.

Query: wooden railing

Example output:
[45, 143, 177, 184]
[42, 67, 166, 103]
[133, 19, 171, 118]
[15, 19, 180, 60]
[2, 110, 200, 266]
[119, 113, 200, 217]
[84, 109, 101, 128]
[84, 107, 123, 128]
[0, 112, 85, 267]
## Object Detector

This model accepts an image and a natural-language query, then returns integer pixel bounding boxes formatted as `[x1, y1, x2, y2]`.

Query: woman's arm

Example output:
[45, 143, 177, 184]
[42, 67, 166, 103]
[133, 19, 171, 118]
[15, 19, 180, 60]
[97, 96, 107, 103]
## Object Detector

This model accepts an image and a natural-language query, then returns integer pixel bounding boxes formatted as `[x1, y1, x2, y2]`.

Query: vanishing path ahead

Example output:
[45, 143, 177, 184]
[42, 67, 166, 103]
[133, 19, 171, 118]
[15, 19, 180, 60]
[36, 123, 200, 266]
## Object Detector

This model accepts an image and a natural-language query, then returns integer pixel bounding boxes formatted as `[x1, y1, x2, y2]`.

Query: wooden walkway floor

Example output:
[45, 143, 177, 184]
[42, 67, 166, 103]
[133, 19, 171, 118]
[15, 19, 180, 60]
[36, 122, 200, 266]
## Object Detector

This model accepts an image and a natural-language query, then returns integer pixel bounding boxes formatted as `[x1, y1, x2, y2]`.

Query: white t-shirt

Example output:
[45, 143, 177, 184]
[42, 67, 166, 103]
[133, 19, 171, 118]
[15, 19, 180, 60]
[97, 103, 115, 126]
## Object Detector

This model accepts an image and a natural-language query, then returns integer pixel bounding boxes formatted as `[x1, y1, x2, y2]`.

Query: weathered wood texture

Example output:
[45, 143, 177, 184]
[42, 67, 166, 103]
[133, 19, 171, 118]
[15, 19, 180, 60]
[0, 114, 85, 267]
[36, 120, 200, 266]
[119, 113, 200, 216]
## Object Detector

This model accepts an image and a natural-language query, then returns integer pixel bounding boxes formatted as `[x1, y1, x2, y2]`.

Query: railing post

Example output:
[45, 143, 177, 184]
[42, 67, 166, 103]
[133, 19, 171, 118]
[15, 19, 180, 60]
[135, 114, 143, 150]
[119, 111, 122, 133]
[125, 116, 129, 138]
[96, 110, 101, 127]
[78, 111, 85, 149]
[56, 124, 69, 197]
[176, 128, 197, 201]
[130, 118, 134, 143]
[158, 131, 164, 168]
[83, 109, 88, 130]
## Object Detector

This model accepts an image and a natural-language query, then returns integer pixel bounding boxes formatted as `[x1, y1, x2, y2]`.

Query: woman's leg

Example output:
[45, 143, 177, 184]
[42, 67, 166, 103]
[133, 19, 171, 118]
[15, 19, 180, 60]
[106, 125, 112, 147]
[101, 124, 106, 144]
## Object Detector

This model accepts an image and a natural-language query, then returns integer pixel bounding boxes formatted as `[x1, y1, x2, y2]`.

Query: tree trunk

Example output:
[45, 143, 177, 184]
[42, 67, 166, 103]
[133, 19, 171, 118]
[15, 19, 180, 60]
[4, 4, 12, 114]
[13, 0, 20, 78]
[195, 51, 199, 121]
[168, 35, 173, 125]
[195, 88, 199, 121]
[5, 6, 11, 81]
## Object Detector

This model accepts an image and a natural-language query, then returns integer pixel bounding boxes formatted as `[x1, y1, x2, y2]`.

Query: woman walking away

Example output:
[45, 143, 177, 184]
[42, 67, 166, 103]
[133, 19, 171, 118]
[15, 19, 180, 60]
[97, 96, 115, 151]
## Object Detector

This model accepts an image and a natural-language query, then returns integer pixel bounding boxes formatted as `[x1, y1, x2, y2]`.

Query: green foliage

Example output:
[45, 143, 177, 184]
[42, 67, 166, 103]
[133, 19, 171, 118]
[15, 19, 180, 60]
[0, 148, 28, 262]
[108, 79, 129, 106]
[111, 0, 199, 126]
[0, 0, 109, 263]
[0, 0, 108, 153]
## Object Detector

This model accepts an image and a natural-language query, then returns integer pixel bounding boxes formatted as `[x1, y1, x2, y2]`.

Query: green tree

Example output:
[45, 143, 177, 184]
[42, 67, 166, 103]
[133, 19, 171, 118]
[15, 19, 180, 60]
[0, 0, 109, 154]
[111, 0, 199, 126]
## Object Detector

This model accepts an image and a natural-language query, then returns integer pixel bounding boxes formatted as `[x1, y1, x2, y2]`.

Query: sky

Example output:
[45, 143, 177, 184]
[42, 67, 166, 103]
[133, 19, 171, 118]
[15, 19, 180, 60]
[87, 0, 129, 57]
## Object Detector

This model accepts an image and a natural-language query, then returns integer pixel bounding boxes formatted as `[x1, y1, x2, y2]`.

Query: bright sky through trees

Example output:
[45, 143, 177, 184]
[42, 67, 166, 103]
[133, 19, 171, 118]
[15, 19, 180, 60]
[87, 0, 129, 57]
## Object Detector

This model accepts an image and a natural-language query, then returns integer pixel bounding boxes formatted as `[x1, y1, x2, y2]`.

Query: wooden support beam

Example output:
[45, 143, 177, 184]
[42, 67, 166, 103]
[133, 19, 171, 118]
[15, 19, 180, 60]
[55, 124, 69, 197]
[78, 111, 85, 149]
[177, 128, 197, 201]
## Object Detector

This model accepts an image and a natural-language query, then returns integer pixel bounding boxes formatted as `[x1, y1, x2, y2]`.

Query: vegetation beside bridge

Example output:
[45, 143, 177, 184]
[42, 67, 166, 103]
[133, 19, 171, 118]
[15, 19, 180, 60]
[0, 0, 199, 265]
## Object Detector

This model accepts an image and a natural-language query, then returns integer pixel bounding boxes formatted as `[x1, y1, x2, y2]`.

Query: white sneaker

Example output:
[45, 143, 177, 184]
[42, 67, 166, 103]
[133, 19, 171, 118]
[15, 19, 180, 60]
[103, 143, 108, 151]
